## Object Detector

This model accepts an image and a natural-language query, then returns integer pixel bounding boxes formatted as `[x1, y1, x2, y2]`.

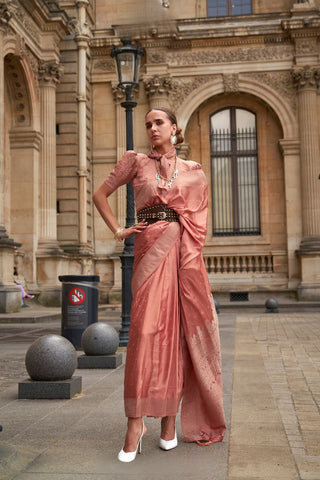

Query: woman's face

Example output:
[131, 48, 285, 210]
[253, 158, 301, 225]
[145, 110, 176, 148]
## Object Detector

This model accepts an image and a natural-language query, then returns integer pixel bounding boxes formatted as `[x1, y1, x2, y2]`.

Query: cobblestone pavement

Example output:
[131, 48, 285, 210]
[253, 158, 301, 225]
[1, 311, 320, 480]
[228, 313, 320, 480]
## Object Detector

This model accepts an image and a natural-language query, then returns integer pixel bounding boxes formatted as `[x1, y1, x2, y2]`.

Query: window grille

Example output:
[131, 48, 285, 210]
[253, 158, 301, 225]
[230, 292, 249, 302]
[211, 107, 260, 236]
[208, 0, 252, 17]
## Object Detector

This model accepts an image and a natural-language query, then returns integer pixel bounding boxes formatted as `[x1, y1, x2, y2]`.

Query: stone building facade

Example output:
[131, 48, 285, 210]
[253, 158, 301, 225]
[0, 0, 320, 312]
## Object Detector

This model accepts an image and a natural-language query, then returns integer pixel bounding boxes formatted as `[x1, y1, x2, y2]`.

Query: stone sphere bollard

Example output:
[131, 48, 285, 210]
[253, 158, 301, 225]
[81, 322, 119, 355]
[25, 334, 77, 381]
[265, 297, 279, 313]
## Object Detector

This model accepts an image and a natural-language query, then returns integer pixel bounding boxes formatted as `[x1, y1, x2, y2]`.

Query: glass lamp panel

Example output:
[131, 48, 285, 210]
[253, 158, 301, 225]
[133, 55, 141, 84]
[118, 52, 135, 84]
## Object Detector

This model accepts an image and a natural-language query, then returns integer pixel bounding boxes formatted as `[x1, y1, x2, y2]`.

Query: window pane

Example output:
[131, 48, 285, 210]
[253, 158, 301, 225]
[232, 0, 252, 15]
[236, 109, 256, 151]
[208, 0, 227, 17]
[237, 156, 260, 232]
[212, 157, 233, 233]
[211, 109, 231, 152]
[211, 107, 260, 236]
[236, 109, 255, 130]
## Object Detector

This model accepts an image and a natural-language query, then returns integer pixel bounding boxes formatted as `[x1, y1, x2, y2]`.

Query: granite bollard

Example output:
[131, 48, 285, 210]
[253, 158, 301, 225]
[18, 334, 82, 399]
[78, 322, 122, 369]
[265, 297, 279, 313]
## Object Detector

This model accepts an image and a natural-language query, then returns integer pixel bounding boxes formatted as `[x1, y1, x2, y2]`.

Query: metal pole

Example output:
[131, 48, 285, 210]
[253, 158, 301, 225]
[118, 86, 137, 346]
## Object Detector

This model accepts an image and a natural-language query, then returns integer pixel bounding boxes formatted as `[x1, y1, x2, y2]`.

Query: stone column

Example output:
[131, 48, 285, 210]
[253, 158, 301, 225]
[0, 6, 21, 312]
[38, 60, 62, 250]
[75, 0, 90, 255]
[143, 75, 173, 109]
[36, 61, 64, 306]
[112, 82, 127, 231]
[279, 139, 302, 289]
[108, 84, 127, 304]
[292, 65, 320, 299]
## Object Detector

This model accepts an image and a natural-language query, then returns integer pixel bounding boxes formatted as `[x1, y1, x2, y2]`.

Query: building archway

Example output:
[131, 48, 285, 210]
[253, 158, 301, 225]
[4, 53, 41, 289]
[183, 89, 294, 295]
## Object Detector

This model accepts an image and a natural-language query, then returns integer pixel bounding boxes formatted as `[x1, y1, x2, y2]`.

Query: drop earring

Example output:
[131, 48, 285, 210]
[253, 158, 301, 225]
[170, 134, 177, 145]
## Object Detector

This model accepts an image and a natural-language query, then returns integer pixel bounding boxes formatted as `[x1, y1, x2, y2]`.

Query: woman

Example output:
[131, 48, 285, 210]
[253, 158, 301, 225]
[93, 107, 226, 462]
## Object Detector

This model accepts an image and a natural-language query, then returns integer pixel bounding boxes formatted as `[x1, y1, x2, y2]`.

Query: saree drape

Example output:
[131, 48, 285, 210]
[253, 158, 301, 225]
[105, 148, 226, 444]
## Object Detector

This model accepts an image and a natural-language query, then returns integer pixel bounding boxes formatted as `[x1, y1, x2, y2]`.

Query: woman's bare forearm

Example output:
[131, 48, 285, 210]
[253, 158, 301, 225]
[92, 182, 120, 234]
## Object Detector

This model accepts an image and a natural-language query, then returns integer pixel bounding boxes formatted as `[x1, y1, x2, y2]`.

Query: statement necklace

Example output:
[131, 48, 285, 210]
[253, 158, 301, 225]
[154, 155, 178, 188]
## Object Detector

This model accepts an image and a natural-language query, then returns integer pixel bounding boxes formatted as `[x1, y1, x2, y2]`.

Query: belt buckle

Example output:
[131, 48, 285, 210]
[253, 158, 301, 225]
[158, 211, 167, 220]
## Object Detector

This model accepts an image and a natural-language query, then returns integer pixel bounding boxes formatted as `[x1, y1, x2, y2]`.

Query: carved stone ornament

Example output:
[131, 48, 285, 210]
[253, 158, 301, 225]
[247, 71, 296, 111]
[295, 38, 318, 56]
[292, 65, 320, 90]
[111, 81, 125, 102]
[18, 37, 40, 94]
[69, 17, 90, 42]
[147, 49, 166, 64]
[223, 74, 239, 93]
[111, 81, 139, 103]
[93, 58, 115, 72]
[38, 60, 63, 85]
[144, 75, 174, 97]
[3, 0, 40, 43]
[5, 53, 31, 126]
[169, 75, 218, 111]
[166, 45, 293, 67]
[0, 0, 14, 27]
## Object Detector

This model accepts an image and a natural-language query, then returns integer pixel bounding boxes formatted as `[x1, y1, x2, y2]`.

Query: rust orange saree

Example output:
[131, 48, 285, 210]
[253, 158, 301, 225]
[105, 149, 226, 444]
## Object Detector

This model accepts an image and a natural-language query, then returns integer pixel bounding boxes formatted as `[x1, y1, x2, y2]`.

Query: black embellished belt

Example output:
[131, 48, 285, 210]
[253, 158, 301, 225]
[137, 204, 179, 224]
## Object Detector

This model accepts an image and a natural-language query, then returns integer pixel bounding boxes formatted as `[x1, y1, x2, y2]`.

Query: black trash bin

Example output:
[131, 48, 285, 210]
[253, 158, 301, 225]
[59, 275, 100, 349]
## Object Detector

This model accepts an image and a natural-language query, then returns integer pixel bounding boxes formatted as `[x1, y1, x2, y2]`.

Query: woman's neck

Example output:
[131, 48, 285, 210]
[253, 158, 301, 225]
[154, 143, 174, 155]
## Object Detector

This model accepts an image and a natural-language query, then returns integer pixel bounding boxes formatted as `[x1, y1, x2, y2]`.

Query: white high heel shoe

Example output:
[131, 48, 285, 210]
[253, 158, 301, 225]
[118, 420, 145, 463]
[159, 430, 178, 451]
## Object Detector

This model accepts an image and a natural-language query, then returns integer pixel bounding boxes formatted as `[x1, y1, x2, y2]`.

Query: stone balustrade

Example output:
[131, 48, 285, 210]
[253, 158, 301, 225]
[203, 254, 274, 275]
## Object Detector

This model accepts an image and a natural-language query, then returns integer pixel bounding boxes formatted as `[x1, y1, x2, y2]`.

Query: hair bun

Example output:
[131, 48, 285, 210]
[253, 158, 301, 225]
[175, 127, 184, 145]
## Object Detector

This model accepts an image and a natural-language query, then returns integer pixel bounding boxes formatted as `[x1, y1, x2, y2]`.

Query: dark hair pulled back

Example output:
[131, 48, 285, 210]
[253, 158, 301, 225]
[145, 107, 184, 145]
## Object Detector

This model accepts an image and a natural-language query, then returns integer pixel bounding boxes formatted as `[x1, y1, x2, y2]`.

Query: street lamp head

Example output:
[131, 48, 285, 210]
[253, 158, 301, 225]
[111, 39, 144, 91]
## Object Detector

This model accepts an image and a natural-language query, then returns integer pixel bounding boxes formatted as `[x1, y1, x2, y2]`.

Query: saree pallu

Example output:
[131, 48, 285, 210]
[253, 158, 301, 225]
[124, 220, 226, 444]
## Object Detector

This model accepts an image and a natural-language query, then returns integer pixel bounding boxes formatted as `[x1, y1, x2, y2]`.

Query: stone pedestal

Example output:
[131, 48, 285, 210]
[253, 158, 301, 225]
[0, 234, 21, 313]
[78, 353, 122, 369]
[18, 376, 82, 399]
[0, 287, 21, 313]
[36, 246, 67, 306]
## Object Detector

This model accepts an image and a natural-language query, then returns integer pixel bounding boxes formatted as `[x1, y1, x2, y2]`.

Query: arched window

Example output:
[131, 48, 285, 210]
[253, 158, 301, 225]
[210, 107, 260, 236]
[208, 0, 252, 17]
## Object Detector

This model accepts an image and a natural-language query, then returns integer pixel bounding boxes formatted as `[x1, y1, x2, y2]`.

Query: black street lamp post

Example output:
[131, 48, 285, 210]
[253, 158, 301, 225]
[111, 40, 143, 346]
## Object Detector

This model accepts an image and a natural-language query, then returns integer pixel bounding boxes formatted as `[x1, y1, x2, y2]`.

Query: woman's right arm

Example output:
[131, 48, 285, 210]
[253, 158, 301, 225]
[92, 182, 147, 240]
[92, 182, 121, 235]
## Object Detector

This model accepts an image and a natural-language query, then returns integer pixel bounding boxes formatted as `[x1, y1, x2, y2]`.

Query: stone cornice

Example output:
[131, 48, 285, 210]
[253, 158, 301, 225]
[21, 0, 70, 37]
[1, 0, 70, 55]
